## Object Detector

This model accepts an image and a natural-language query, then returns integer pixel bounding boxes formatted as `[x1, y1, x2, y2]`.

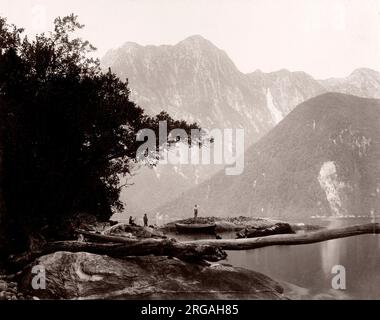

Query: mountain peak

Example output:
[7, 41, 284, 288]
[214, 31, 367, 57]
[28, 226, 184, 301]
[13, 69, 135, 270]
[121, 41, 141, 50]
[177, 35, 216, 49]
[270, 69, 291, 75]
[349, 68, 379, 78]
[182, 35, 209, 43]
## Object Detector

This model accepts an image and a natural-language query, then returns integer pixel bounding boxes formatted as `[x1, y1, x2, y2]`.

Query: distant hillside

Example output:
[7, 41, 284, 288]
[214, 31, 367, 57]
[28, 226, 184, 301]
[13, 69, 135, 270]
[320, 68, 380, 99]
[158, 93, 380, 219]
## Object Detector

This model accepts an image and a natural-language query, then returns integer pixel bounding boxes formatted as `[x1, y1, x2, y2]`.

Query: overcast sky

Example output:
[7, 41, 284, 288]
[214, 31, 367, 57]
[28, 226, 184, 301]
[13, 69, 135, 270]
[1, 0, 380, 78]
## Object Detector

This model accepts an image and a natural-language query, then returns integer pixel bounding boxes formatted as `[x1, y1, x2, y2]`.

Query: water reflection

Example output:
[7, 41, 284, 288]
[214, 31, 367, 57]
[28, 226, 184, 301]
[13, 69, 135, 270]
[320, 219, 348, 275]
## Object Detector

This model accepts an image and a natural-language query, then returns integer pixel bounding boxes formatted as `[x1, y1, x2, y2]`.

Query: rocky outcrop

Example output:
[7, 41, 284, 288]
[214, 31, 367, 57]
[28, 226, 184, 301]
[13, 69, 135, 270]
[102, 224, 166, 239]
[236, 222, 294, 239]
[160, 216, 296, 233]
[19, 252, 285, 300]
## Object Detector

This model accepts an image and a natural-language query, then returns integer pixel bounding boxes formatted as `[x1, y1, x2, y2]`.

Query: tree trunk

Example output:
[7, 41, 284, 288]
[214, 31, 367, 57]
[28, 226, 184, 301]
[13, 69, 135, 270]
[183, 223, 380, 250]
[76, 229, 141, 243]
[9, 223, 380, 270]
[8, 237, 227, 268]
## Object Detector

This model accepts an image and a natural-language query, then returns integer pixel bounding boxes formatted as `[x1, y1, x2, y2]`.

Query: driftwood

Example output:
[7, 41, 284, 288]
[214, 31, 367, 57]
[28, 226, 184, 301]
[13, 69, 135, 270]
[9, 237, 227, 268]
[47, 239, 227, 262]
[9, 223, 380, 269]
[183, 223, 380, 250]
[101, 223, 140, 235]
[76, 229, 139, 243]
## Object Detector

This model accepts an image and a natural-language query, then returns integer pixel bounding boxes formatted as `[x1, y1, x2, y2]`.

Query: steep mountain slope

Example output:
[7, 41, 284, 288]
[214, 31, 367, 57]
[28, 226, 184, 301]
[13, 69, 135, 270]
[247, 69, 326, 124]
[101, 36, 380, 217]
[158, 93, 380, 219]
[101, 35, 326, 143]
[101, 36, 261, 142]
[102, 36, 380, 141]
[102, 36, 326, 215]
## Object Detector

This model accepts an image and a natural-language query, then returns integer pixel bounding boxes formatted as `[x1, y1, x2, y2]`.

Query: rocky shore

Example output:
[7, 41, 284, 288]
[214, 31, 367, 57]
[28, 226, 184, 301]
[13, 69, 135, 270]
[0, 277, 29, 300]
[0, 216, 324, 300]
[18, 251, 286, 300]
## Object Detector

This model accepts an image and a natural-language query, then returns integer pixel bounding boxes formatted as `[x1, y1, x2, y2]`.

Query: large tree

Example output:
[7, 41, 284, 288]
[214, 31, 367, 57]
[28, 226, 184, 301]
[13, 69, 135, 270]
[0, 15, 200, 254]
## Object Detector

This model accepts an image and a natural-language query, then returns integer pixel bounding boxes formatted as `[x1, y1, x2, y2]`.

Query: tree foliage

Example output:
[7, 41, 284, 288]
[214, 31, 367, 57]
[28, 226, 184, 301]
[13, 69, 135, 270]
[0, 15, 200, 252]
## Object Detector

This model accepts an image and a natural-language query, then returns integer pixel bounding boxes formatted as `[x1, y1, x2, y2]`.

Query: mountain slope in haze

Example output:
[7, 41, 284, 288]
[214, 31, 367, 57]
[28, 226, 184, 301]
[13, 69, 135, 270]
[101, 35, 264, 141]
[118, 156, 225, 218]
[102, 36, 380, 140]
[102, 36, 380, 217]
[101, 35, 327, 144]
[247, 69, 327, 123]
[158, 93, 380, 219]
[102, 36, 326, 215]
[320, 68, 380, 99]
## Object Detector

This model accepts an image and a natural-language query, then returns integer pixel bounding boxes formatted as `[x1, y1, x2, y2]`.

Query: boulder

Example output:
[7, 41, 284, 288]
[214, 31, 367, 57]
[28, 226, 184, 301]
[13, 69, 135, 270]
[236, 222, 295, 238]
[19, 251, 285, 300]
[103, 224, 166, 239]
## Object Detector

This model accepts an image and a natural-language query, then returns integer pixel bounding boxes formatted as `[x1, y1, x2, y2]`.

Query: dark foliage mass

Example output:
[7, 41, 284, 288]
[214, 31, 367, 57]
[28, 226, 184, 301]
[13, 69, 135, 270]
[0, 15, 200, 253]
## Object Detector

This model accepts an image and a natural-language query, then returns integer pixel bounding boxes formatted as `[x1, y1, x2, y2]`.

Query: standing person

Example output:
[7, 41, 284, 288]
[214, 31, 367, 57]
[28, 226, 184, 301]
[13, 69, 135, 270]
[143, 213, 148, 227]
[129, 216, 135, 226]
[193, 204, 198, 221]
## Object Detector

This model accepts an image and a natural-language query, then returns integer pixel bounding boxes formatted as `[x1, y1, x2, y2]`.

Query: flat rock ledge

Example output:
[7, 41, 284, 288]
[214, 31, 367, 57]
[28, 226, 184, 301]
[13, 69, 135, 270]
[19, 251, 286, 300]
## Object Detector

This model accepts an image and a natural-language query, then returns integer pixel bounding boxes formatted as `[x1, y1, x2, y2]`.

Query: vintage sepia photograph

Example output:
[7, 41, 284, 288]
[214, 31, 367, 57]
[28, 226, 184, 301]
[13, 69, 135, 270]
[0, 0, 379, 310]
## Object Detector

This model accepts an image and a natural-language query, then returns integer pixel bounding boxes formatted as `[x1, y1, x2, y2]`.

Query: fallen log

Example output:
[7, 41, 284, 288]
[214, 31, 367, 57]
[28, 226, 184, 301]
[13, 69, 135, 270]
[102, 223, 132, 235]
[183, 223, 380, 250]
[48, 240, 227, 262]
[76, 229, 139, 243]
[9, 223, 380, 269]
[9, 237, 227, 268]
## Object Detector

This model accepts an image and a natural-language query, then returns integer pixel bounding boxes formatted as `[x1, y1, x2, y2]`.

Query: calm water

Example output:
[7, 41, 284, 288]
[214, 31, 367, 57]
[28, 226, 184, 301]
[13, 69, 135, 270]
[171, 218, 380, 299]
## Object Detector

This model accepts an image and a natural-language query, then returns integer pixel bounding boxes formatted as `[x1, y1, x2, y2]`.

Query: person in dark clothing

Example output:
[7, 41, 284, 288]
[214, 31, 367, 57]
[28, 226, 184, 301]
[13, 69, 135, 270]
[143, 214, 148, 227]
[129, 216, 135, 226]
[193, 204, 198, 221]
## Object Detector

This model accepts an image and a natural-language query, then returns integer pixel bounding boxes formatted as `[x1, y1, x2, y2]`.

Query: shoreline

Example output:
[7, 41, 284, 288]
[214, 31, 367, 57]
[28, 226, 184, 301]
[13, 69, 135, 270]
[0, 216, 330, 300]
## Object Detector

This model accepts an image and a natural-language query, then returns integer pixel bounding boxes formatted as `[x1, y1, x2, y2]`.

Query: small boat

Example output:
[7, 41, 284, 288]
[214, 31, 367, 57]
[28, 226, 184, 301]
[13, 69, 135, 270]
[175, 223, 216, 234]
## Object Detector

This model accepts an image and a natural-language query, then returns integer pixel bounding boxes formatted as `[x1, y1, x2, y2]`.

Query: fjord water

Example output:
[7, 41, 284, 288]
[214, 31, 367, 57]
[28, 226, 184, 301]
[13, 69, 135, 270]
[172, 217, 380, 299]
[224, 218, 380, 299]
